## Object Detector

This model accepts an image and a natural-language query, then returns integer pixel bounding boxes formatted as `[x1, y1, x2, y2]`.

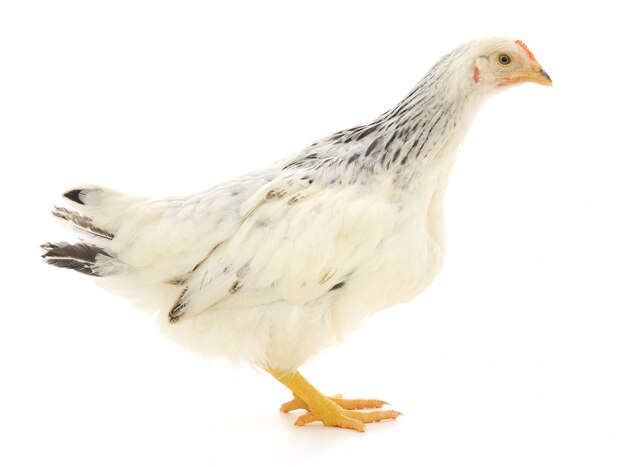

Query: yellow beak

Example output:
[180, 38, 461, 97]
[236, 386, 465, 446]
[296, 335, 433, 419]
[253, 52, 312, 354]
[498, 67, 553, 87]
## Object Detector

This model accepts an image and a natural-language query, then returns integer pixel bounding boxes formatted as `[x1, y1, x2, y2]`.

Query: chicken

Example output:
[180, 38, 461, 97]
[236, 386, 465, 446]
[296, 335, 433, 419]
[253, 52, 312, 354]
[42, 37, 551, 432]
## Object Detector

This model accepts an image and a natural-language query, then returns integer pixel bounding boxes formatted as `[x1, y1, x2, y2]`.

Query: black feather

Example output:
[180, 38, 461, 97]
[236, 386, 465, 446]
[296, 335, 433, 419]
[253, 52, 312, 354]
[41, 242, 110, 276]
[63, 189, 85, 205]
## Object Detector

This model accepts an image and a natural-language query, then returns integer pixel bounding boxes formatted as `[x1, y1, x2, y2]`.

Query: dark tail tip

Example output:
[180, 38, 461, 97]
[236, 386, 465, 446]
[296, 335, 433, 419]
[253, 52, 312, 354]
[63, 189, 85, 205]
[41, 241, 108, 276]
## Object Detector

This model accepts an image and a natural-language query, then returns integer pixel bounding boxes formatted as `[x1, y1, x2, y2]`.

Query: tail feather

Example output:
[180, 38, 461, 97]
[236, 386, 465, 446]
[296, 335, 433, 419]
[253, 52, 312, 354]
[42, 187, 130, 277]
[52, 206, 114, 241]
[41, 242, 111, 276]
[63, 189, 86, 205]
[60, 186, 147, 234]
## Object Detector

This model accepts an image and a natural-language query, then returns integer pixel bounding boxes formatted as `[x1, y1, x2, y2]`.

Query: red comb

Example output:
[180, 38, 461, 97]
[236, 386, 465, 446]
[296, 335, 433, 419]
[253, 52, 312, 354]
[515, 39, 537, 62]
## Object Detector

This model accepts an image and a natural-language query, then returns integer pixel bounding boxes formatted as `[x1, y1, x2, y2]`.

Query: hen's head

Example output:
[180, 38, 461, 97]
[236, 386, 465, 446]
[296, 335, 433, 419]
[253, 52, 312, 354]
[448, 37, 552, 95]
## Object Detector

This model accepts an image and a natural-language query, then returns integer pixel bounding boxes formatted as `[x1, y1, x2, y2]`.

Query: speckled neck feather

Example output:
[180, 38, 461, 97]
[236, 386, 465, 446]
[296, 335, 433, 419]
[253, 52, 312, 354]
[283, 44, 486, 189]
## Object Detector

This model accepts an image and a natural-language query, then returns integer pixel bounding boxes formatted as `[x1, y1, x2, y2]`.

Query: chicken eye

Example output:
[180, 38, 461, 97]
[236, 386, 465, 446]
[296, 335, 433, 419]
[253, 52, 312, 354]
[498, 54, 512, 65]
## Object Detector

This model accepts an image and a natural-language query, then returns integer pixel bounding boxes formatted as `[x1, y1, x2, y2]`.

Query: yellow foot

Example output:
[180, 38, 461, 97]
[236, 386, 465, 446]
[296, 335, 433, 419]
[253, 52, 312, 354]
[267, 368, 401, 432]
[280, 393, 388, 412]
[294, 398, 401, 432]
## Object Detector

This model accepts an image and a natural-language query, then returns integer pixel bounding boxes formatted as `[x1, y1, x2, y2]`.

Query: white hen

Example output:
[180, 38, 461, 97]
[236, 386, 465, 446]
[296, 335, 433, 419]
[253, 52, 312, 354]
[43, 37, 551, 431]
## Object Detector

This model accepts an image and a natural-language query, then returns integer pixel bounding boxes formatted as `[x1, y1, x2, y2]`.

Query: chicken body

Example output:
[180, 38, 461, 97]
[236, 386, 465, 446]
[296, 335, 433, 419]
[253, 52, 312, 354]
[43, 37, 551, 430]
[59, 69, 474, 371]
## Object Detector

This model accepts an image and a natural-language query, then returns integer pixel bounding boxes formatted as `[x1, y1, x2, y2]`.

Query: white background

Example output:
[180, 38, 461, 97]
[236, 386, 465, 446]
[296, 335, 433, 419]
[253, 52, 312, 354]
[1, 1, 625, 466]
